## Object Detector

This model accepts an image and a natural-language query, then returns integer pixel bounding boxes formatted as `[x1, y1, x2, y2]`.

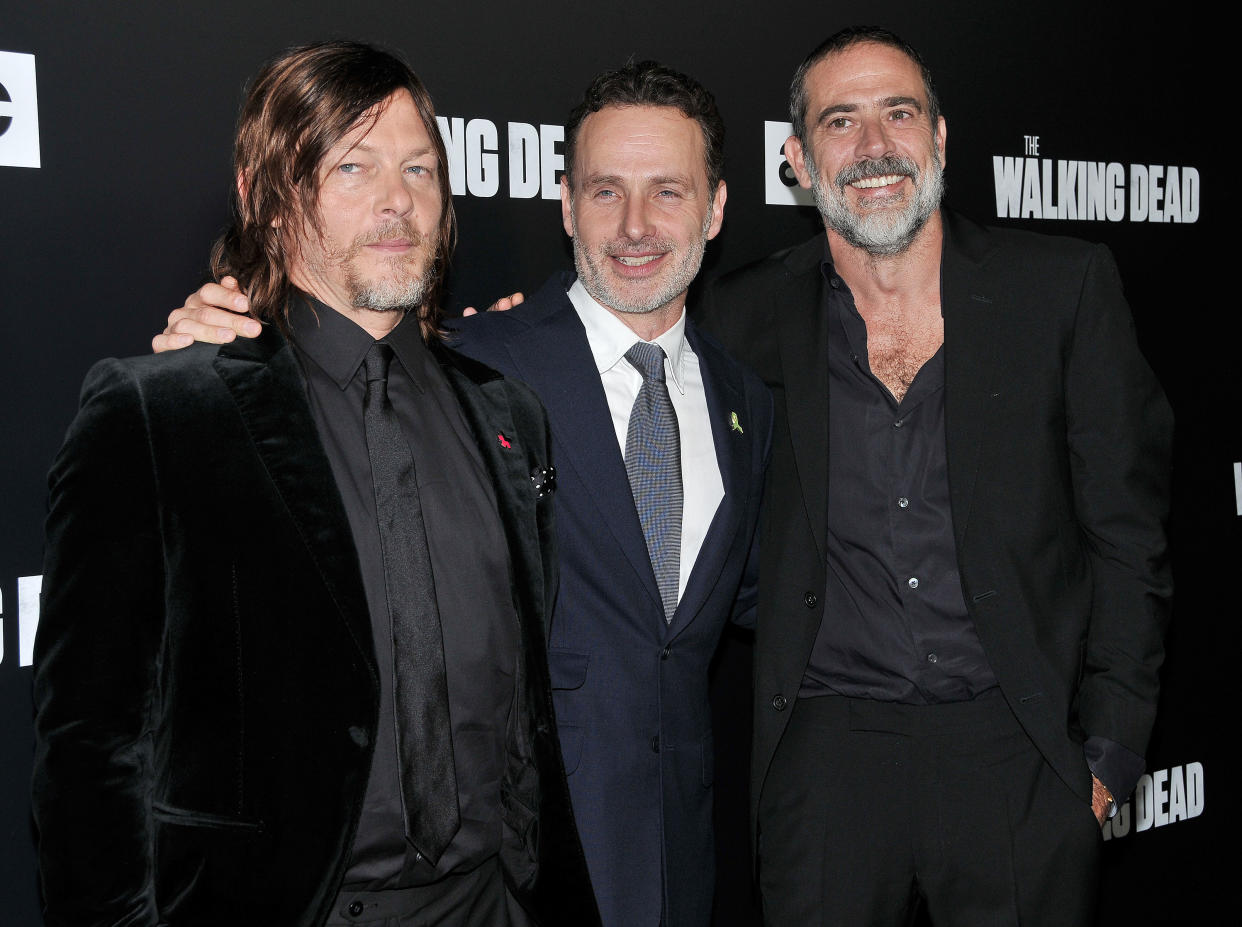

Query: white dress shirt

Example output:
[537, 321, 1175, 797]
[567, 279, 725, 603]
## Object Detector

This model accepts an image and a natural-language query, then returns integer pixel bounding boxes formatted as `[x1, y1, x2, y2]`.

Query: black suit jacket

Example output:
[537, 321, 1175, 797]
[697, 209, 1173, 838]
[32, 325, 599, 927]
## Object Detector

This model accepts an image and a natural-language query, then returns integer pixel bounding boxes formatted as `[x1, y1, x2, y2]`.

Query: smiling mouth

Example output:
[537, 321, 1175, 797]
[614, 254, 664, 266]
[850, 174, 907, 189]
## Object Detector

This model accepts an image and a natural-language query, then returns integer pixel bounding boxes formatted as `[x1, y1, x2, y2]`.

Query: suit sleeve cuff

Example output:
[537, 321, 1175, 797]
[1084, 736, 1145, 818]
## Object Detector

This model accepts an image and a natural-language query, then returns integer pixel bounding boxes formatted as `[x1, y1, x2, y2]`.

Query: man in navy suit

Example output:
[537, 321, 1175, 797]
[157, 61, 772, 927]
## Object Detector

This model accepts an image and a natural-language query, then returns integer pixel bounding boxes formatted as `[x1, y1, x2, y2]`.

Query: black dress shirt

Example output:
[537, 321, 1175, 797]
[797, 255, 1144, 809]
[286, 296, 520, 890]
[800, 258, 998, 703]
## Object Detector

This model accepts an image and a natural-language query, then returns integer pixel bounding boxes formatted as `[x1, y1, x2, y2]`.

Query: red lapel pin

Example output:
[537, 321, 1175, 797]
[497, 433, 512, 449]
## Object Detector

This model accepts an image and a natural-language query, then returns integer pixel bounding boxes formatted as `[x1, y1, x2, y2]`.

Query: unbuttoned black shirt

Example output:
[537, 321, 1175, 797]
[800, 257, 999, 703]
[796, 254, 1143, 809]
[286, 296, 520, 890]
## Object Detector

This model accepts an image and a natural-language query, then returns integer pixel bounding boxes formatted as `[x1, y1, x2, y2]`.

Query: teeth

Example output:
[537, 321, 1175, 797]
[615, 255, 661, 266]
[851, 174, 905, 189]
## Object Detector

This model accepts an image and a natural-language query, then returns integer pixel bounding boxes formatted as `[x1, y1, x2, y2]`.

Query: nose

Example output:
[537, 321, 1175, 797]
[375, 167, 414, 217]
[621, 195, 656, 241]
[855, 117, 894, 160]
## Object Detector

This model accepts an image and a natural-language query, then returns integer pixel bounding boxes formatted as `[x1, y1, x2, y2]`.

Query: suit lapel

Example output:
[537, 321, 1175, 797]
[776, 244, 832, 563]
[940, 211, 1003, 550]
[432, 345, 550, 629]
[668, 322, 749, 636]
[211, 327, 374, 666]
[501, 290, 663, 612]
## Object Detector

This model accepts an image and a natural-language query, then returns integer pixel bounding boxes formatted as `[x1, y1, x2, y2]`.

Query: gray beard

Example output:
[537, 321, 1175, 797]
[570, 206, 712, 315]
[346, 257, 433, 313]
[809, 150, 944, 256]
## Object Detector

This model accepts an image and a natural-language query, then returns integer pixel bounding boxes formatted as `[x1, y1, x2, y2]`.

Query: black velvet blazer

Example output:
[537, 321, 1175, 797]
[32, 325, 600, 927]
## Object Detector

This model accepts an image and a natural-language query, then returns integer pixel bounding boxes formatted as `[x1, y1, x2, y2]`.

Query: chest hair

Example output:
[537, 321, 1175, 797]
[859, 303, 944, 404]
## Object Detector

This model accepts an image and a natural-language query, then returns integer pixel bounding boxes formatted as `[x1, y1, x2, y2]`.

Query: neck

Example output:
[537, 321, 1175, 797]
[604, 298, 685, 343]
[826, 209, 944, 305]
[333, 305, 406, 340]
[292, 276, 408, 340]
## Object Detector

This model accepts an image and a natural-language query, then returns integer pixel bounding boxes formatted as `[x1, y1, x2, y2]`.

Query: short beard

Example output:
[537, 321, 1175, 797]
[570, 204, 712, 315]
[333, 220, 438, 313]
[808, 150, 943, 256]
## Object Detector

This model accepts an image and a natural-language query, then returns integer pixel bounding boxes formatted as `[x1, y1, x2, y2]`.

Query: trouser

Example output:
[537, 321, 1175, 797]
[326, 857, 528, 927]
[757, 691, 1101, 927]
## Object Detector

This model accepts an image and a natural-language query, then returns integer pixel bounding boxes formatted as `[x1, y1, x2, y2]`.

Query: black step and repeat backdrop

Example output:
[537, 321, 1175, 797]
[1, 3, 1232, 924]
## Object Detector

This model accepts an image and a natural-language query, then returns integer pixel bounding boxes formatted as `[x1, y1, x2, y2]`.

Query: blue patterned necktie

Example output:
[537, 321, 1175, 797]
[624, 341, 683, 622]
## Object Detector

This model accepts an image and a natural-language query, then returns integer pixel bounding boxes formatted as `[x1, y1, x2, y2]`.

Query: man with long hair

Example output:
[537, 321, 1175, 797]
[33, 41, 598, 927]
[154, 59, 772, 927]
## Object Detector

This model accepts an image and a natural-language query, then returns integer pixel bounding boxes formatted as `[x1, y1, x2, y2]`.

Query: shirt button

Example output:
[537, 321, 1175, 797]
[897, 497, 909, 509]
[927, 652, 938, 664]
[804, 591, 818, 607]
[772, 694, 788, 711]
[908, 577, 919, 589]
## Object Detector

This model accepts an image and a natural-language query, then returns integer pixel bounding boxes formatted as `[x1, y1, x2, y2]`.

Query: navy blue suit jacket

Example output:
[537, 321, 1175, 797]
[451, 273, 772, 927]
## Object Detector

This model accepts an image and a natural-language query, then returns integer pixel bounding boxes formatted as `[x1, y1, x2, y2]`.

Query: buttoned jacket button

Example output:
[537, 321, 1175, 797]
[772, 694, 788, 711]
[661, 646, 671, 660]
[347, 900, 365, 916]
[803, 591, 817, 608]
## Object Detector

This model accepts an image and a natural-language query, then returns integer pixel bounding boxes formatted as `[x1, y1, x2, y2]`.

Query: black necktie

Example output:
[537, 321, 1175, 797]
[624, 341, 683, 622]
[362, 342, 459, 864]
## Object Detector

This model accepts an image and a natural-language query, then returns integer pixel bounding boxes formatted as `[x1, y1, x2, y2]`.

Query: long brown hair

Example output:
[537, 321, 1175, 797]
[210, 41, 456, 339]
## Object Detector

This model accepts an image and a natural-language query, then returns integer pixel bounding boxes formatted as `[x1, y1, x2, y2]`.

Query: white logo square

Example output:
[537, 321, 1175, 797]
[0, 51, 41, 169]
[764, 121, 812, 207]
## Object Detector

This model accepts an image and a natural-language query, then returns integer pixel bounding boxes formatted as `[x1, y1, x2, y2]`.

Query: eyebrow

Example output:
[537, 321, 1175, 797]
[815, 95, 925, 125]
[582, 173, 694, 188]
[333, 142, 435, 160]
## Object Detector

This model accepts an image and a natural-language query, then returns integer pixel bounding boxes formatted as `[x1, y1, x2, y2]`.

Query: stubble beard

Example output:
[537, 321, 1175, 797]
[321, 219, 439, 314]
[808, 148, 944, 257]
[570, 204, 713, 316]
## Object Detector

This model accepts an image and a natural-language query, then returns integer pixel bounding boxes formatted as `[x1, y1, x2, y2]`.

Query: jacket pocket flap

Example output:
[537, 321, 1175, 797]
[547, 649, 589, 690]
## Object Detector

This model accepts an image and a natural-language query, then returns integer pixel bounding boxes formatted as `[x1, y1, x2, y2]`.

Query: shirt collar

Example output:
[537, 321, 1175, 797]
[566, 278, 689, 395]
[819, 237, 846, 291]
[286, 293, 430, 393]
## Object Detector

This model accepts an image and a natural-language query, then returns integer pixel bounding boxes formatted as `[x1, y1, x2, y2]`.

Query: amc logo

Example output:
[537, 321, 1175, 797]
[764, 121, 813, 208]
[0, 50, 41, 168]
